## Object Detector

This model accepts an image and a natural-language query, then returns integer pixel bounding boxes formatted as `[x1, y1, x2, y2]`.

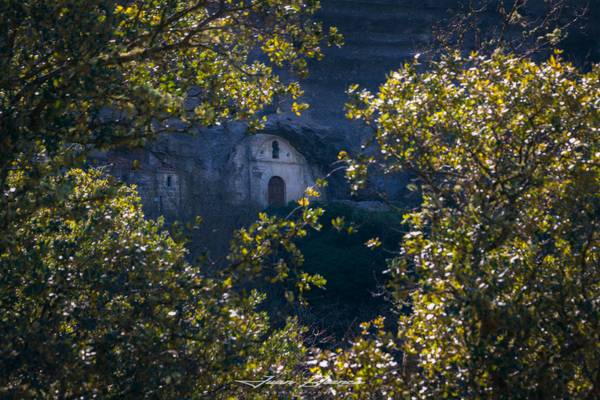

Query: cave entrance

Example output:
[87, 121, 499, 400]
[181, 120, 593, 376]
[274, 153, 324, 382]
[268, 176, 286, 207]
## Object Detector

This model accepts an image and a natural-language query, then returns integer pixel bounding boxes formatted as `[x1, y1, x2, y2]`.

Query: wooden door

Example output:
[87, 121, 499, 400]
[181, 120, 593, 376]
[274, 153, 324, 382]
[268, 176, 285, 207]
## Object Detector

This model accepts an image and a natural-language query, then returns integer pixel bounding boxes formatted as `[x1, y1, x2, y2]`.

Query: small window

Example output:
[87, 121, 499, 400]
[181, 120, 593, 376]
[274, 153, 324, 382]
[166, 175, 172, 187]
[272, 141, 280, 159]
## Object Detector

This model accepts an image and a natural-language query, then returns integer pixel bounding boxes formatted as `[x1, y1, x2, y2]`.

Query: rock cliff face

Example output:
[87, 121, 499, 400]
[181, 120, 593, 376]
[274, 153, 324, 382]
[97, 0, 599, 257]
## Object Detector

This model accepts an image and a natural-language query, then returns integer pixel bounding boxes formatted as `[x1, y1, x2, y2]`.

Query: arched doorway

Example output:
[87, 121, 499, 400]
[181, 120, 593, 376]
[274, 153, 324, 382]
[268, 176, 286, 207]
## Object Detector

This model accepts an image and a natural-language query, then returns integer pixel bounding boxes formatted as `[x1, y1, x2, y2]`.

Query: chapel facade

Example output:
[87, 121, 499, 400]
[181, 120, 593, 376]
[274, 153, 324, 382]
[227, 134, 317, 208]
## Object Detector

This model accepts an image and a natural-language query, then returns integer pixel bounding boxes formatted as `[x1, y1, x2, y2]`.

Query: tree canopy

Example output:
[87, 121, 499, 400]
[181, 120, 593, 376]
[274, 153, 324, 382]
[0, 169, 314, 398]
[315, 52, 600, 399]
[0, 1, 335, 397]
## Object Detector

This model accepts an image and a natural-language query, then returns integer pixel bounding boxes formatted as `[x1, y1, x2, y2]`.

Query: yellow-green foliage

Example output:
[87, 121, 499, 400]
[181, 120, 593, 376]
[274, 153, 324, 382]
[0, 1, 341, 397]
[0, 168, 318, 398]
[314, 52, 599, 399]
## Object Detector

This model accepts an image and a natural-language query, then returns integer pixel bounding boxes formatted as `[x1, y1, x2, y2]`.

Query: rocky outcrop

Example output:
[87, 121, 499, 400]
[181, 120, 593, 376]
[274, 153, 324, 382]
[98, 0, 599, 257]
